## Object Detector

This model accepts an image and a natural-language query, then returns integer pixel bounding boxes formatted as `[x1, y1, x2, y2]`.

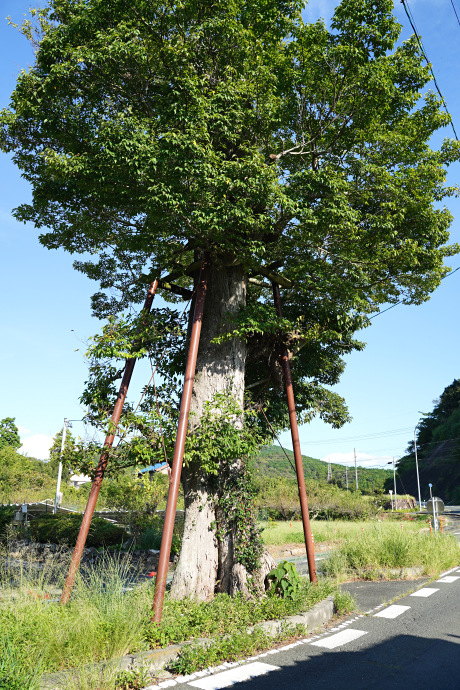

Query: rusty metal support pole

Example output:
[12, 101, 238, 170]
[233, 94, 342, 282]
[152, 255, 209, 623]
[272, 281, 317, 583]
[60, 279, 159, 604]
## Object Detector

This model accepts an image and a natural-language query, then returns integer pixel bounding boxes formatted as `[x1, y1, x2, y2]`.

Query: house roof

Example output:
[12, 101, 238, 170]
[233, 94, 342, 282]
[138, 463, 168, 474]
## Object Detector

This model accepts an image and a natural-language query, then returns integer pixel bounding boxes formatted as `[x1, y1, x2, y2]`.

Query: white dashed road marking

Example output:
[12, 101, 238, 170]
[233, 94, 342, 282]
[187, 662, 279, 689]
[436, 576, 460, 583]
[374, 604, 411, 619]
[310, 629, 367, 650]
[410, 588, 439, 597]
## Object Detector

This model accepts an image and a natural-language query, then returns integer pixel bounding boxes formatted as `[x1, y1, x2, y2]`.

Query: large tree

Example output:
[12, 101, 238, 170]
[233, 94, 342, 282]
[2, 0, 459, 598]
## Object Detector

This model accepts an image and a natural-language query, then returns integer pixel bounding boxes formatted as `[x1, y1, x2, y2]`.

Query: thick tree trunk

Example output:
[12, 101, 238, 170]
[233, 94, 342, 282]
[169, 263, 250, 600]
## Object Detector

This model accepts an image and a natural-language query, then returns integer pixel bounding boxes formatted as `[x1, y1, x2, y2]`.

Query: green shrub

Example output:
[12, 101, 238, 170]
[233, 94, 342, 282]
[254, 476, 379, 521]
[29, 513, 126, 547]
[136, 520, 182, 554]
[267, 561, 301, 600]
[0, 505, 14, 541]
[169, 624, 307, 675]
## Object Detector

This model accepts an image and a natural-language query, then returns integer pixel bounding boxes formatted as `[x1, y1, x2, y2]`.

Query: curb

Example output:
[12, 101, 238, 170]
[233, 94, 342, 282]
[39, 596, 335, 689]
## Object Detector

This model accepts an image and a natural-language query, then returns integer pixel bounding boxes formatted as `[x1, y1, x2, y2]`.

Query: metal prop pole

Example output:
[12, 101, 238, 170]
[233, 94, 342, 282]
[60, 279, 159, 604]
[152, 255, 209, 623]
[272, 281, 317, 583]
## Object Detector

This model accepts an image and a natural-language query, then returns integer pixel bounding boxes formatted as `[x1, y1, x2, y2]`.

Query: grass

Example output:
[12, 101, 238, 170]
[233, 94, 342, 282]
[0, 543, 335, 689]
[259, 517, 424, 546]
[322, 524, 460, 580]
[2, 517, 457, 686]
[0, 549, 150, 688]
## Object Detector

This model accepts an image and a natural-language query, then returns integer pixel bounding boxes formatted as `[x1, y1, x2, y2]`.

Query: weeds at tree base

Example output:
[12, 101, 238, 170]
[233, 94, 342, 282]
[0, 542, 335, 688]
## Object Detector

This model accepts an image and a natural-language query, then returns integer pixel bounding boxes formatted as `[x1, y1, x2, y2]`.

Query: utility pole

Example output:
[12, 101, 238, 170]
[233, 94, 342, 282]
[54, 418, 68, 514]
[388, 458, 397, 509]
[354, 448, 358, 491]
[327, 463, 332, 482]
[346, 464, 349, 491]
[414, 426, 422, 511]
[393, 457, 397, 509]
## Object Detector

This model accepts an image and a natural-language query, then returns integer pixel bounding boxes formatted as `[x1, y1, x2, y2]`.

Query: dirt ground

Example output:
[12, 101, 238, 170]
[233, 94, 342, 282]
[265, 542, 330, 560]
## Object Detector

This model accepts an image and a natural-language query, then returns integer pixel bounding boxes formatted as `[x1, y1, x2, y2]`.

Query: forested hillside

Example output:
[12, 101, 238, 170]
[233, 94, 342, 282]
[396, 379, 460, 503]
[252, 445, 392, 495]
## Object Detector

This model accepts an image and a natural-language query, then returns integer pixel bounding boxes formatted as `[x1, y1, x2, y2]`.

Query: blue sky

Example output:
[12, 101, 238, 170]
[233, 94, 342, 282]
[1, 0, 459, 475]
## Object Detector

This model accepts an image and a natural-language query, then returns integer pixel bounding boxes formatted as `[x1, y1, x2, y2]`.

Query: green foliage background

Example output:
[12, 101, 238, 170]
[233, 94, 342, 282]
[397, 378, 460, 503]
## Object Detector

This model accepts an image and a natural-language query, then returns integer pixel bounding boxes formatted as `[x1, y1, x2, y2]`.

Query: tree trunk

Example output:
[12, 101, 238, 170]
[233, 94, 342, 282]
[169, 262, 251, 600]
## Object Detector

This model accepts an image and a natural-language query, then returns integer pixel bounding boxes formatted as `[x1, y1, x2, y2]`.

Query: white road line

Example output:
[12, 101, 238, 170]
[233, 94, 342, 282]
[187, 662, 279, 689]
[410, 588, 439, 597]
[436, 576, 460, 583]
[374, 604, 411, 619]
[310, 629, 367, 650]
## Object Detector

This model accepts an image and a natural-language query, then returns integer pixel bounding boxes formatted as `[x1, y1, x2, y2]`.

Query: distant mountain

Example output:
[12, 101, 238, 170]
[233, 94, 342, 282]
[396, 379, 460, 503]
[251, 445, 392, 495]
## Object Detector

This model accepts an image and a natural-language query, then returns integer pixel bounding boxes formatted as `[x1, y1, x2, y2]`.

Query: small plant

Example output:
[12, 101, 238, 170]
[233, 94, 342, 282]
[169, 623, 307, 675]
[267, 560, 301, 600]
[334, 590, 356, 615]
[115, 665, 152, 689]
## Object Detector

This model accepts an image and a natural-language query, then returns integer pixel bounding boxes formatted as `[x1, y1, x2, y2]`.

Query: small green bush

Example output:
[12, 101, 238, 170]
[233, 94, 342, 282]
[136, 522, 182, 554]
[267, 561, 301, 600]
[0, 505, 15, 541]
[334, 590, 356, 615]
[169, 624, 307, 675]
[29, 513, 126, 547]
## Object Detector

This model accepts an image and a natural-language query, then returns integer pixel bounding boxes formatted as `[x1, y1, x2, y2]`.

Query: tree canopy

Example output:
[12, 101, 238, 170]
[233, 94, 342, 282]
[47, 426, 77, 482]
[2, 0, 460, 598]
[2, 0, 459, 438]
[0, 418, 21, 451]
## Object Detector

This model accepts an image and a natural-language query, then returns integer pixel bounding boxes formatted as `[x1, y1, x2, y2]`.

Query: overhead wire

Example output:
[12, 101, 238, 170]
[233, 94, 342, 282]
[369, 266, 460, 321]
[401, 0, 459, 140]
[449, 0, 460, 28]
[260, 406, 297, 475]
[300, 425, 414, 446]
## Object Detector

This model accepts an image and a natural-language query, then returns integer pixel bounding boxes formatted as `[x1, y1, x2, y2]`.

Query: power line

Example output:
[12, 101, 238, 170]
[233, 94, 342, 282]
[369, 266, 460, 320]
[449, 0, 460, 28]
[401, 0, 459, 140]
[300, 425, 414, 446]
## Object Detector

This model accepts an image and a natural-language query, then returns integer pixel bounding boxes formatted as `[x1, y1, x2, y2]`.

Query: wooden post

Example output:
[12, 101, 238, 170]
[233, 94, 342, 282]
[60, 279, 159, 604]
[272, 281, 317, 583]
[152, 255, 210, 622]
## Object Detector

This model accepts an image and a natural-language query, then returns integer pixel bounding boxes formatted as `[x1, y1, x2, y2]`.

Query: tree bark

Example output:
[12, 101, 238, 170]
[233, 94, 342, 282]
[169, 262, 248, 600]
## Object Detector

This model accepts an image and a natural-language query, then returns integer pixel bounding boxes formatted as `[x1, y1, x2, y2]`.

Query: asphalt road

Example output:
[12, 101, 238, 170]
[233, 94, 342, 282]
[169, 566, 460, 690]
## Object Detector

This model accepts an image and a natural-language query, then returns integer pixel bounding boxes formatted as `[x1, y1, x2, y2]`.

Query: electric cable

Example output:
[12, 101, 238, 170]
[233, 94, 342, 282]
[260, 406, 297, 475]
[401, 0, 459, 140]
[449, 0, 460, 28]
[300, 425, 414, 446]
[369, 266, 460, 320]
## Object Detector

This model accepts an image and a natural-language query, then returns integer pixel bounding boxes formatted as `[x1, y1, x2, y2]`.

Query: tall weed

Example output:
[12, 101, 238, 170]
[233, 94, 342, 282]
[323, 525, 459, 580]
